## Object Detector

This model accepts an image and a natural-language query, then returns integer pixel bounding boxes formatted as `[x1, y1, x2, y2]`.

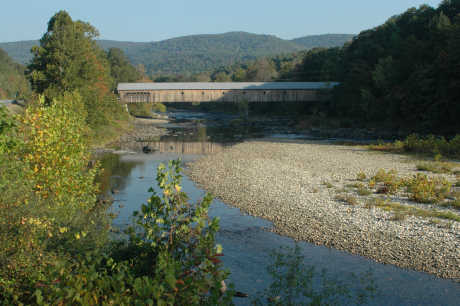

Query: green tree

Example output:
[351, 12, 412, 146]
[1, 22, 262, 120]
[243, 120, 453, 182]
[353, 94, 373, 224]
[107, 47, 141, 88]
[26, 11, 123, 129]
[0, 48, 30, 100]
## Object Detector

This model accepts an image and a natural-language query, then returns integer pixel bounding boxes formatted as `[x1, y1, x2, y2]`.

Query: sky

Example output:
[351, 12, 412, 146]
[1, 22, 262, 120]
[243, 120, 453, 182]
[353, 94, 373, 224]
[0, 0, 444, 43]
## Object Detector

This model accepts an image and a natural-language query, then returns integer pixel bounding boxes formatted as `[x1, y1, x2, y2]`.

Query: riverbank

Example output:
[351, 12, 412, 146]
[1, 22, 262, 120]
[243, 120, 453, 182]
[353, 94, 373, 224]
[93, 116, 169, 154]
[187, 139, 460, 281]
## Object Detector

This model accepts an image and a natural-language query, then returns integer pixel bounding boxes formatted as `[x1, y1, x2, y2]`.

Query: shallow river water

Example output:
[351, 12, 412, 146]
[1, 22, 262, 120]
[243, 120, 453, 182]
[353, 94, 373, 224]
[102, 111, 460, 305]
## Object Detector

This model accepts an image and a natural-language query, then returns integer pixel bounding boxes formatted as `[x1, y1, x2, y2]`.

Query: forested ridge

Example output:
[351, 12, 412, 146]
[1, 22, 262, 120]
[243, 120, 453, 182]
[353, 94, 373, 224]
[0, 33, 354, 75]
[330, 0, 460, 135]
[200, 1, 460, 136]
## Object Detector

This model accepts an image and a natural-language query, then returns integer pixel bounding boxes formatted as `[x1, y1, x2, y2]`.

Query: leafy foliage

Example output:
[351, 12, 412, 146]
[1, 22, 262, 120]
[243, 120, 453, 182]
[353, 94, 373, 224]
[327, 1, 460, 135]
[0, 93, 107, 302]
[0, 48, 30, 99]
[106, 47, 142, 88]
[26, 11, 127, 131]
[1, 99, 232, 304]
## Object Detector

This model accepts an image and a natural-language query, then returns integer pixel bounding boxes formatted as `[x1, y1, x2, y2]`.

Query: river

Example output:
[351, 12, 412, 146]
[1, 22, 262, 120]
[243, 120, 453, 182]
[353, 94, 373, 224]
[99, 110, 460, 305]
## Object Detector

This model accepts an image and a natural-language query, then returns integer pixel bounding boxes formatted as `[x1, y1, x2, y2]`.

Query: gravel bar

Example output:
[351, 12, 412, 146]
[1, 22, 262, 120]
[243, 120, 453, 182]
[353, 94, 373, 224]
[187, 139, 460, 281]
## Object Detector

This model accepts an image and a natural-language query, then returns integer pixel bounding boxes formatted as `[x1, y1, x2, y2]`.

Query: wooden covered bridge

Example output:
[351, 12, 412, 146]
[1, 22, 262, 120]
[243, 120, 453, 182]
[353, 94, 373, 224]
[117, 82, 339, 104]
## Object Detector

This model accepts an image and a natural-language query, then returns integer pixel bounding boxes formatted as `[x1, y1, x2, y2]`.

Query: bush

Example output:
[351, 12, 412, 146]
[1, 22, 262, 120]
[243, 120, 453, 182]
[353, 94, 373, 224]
[0, 93, 109, 302]
[406, 174, 451, 204]
[371, 169, 403, 194]
[29, 160, 233, 305]
[369, 134, 460, 159]
[128, 102, 167, 117]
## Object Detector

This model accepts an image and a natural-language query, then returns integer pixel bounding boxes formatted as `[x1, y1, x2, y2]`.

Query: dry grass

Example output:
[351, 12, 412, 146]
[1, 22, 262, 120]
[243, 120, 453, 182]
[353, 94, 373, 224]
[335, 194, 359, 206]
[366, 198, 460, 222]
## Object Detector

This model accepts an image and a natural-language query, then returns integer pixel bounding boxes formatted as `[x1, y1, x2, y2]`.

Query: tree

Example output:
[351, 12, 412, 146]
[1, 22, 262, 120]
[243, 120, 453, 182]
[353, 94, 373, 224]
[246, 58, 278, 81]
[107, 48, 141, 88]
[0, 48, 30, 100]
[26, 11, 120, 128]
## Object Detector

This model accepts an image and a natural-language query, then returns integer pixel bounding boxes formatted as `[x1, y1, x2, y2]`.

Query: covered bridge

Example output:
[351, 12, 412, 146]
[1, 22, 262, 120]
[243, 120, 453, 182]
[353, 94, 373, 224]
[117, 82, 339, 103]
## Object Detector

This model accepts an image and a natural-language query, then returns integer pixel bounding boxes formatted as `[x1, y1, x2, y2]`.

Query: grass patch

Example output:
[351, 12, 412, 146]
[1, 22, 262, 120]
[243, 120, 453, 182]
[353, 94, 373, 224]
[357, 184, 372, 196]
[406, 174, 451, 204]
[365, 169, 454, 204]
[369, 169, 403, 194]
[335, 194, 359, 206]
[323, 181, 334, 189]
[416, 161, 455, 174]
[440, 199, 460, 210]
[356, 171, 367, 181]
[344, 183, 372, 195]
[389, 211, 407, 221]
[366, 198, 460, 222]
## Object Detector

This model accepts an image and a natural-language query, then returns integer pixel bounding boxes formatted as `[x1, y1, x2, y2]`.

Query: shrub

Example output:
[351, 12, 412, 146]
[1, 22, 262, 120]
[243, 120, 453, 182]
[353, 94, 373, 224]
[356, 171, 367, 181]
[0, 93, 109, 302]
[406, 174, 451, 204]
[128, 102, 153, 117]
[110, 160, 232, 305]
[371, 169, 402, 194]
[335, 194, 359, 206]
[128, 102, 167, 117]
[152, 102, 167, 113]
[369, 134, 460, 159]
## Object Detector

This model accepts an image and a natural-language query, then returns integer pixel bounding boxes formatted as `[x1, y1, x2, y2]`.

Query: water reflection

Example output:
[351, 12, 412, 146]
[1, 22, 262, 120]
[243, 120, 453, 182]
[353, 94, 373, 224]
[96, 153, 143, 195]
[121, 139, 231, 155]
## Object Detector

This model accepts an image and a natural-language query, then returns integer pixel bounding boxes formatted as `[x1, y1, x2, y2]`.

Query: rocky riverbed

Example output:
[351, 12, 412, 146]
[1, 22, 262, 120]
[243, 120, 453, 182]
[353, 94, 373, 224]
[187, 139, 460, 281]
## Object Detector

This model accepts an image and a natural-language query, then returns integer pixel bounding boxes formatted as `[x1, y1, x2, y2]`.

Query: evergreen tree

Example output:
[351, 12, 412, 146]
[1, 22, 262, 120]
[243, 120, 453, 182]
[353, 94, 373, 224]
[27, 11, 119, 128]
[107, 48, 142, 88]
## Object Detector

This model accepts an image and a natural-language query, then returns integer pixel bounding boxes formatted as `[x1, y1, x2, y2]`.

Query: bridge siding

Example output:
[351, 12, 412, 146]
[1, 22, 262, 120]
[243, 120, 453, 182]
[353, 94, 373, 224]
[119, 89, 321, 103]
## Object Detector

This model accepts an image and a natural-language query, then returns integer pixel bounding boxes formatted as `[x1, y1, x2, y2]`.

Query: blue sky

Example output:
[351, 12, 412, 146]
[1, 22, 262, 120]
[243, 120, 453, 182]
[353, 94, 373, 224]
[0, 0, 444, 42]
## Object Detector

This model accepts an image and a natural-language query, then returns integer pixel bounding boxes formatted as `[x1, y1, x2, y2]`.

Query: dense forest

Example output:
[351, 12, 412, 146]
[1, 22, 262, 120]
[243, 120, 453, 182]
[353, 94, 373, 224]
[0, 33, 354, 75]
[198, 1, 460, 136]
[0, 48, 30, 99]
[329, 0, 460, 135]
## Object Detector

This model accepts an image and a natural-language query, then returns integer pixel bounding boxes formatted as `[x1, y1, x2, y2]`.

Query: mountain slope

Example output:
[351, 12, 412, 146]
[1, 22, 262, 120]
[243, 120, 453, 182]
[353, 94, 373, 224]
[0, 32, 354, 75]
[106, 32, 305, 75]
[291, 34, 355, 49]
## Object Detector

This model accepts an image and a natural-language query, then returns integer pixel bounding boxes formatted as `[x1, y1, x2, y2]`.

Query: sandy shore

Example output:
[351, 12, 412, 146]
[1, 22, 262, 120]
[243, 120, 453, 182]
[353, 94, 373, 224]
[187, 139, 460, 281]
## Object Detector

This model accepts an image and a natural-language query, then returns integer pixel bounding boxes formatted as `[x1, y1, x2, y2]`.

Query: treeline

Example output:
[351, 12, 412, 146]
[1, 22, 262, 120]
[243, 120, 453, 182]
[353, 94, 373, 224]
[287, 0, 460, 136]
[180, 1, 460, 136]
[1, 33, 355, 75]
[152, 52, 306, 82]
[329, 0, 460, 135]
[0, 48, 30, 99]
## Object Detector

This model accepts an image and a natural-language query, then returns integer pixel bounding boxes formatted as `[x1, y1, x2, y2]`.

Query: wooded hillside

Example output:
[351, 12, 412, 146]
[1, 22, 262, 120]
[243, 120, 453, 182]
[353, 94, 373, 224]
[0, 32, 354, 75]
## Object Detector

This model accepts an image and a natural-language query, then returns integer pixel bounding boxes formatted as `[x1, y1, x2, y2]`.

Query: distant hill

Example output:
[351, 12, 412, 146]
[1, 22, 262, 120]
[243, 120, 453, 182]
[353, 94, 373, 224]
[0, 40, 38, 66]
[291, 34, 355, 49]
[0, 32, 354, 75]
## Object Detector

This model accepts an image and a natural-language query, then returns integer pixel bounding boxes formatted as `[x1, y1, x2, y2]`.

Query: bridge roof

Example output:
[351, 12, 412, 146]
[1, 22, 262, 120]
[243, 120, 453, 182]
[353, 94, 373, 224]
[117, 82, 339, 91]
